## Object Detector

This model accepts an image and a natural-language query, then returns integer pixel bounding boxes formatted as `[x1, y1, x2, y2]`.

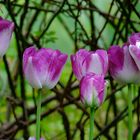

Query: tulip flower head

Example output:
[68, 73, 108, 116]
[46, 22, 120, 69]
[71, 49, 108, 80]
[108, 45, 140, 84]
[0, 17, 14, 57]
[23, 46, 68, 89]
[80, 73, 106, 107]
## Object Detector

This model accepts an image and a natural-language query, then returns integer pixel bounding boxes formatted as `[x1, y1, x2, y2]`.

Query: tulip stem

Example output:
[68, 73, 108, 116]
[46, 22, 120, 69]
[36, 90, 42, 140]
[89, 107, 94, 140]
[128, 84, 133, 140]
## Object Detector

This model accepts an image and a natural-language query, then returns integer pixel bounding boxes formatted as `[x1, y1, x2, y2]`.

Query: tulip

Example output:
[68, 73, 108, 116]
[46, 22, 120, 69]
[71, 49, 108, 80]
[80, 73, 106, 140]
[128, 34, 140, 140]
[80, 73, 106, 107]
[23, 46, 68, 89]
[108, 44, 140, 140]
[0, 17, 14, 57]
[108, 45, 140, 84]
[23, 46, 68, 140]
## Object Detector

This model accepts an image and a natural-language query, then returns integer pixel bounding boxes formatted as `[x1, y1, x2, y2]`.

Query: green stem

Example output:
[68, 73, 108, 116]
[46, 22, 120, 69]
[128, 84, 132, 140]
[89, 107, 94, 140]
[36, 90, 42, 140]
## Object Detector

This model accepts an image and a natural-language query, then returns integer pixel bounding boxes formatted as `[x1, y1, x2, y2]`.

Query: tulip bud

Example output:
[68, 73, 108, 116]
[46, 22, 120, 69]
[71, 49, 108, 81]
[23, 46, 68, 89]
[80, 73, 106, 107]
[108, 45, 140, 83]
[0, 17, 14, 57]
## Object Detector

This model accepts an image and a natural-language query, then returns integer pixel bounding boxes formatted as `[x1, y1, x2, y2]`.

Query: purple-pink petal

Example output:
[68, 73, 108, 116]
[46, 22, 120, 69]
[23, 46, 37, 72]
[96, 50, 108, 75]
[25, 56, 42, 88]
[0, 17, 14, 57]
[128, 32, 140, 45]
[108, 45, 124, 77]
[71, 49, 90, 80]
[43, 49, 68, 88]
[92, 74, 106, 105]
[129, 42, 140, 71]
[85, 50, 108, 75]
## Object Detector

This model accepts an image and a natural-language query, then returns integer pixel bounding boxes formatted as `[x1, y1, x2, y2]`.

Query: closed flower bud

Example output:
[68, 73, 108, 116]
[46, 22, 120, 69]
[23, 46, 68, 89]
[108, 45, 140, 83]
[0, 17, 14, 57]
[71, 49, 108, 81]
[80, 73, 106, 107]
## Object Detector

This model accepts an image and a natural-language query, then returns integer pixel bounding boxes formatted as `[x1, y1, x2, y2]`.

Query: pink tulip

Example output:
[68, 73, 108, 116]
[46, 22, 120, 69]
[23, 46, 68, 89]
[80, 73, 106, 107]
[71, 49, 108, 80]
[0, 17, 14, 57]
[108, 45, 140, 83]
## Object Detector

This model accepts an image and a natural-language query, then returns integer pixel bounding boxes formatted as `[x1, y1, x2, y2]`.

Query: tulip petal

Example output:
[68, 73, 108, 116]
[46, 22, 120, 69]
[23, 46, 37, 73]
[108, 45, 124, 78]
[129, 42, 140, 70]
[85, 53, 103, 74]
[0, 18, 14, 57]
[32, 50, 48, 87]
[44, 49, 68, 89]
[128, 32, 140, 45]
[71, 49, 90, 80]
[85, 50, 108, 75]
[24, 57, 42, 89]
[23, 47, 42, 88]
[96, 50, 108, 75]
[93, 74, 106, 105]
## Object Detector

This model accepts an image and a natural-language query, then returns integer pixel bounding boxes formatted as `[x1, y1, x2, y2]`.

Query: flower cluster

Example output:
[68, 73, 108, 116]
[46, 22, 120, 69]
[2, 15, 140, 110]
[1, 16, 139, 140]
[22, 33, 140, 109]
[71, 33, 140, 108]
